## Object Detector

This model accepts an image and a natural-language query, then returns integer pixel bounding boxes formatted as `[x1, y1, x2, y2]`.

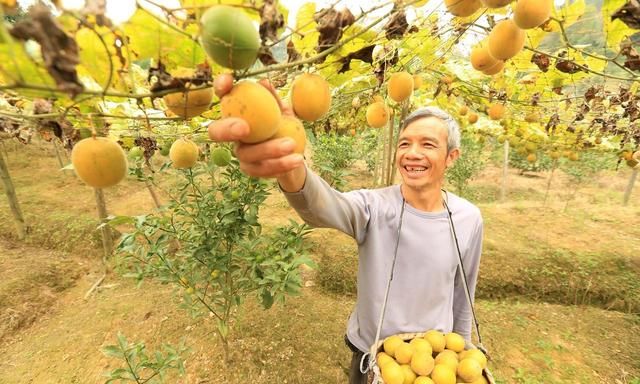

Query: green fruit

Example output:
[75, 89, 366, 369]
[129, 146, 143, 160]
[199, 6, 260, 70]
[210, 147, 232, 166]
[160, 145, 171, 156]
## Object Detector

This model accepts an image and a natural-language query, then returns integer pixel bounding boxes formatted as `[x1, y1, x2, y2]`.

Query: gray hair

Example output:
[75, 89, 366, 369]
[401, 106, 461, 152]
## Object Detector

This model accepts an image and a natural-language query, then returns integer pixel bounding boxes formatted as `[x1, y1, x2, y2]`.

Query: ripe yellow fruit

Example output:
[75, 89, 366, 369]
[488, 19, 526, 61]
[395, 342, 415, 364]
[415, 377, 435, 384]
[373, 95, 385, 103]
[401, 364, 417, 384]
[459, 105, 469, 116]
[550, 151, 560, 159]
[424, 330, 446, 353]
[568, 151, 579, 161]
[457, 358, 483, 382]
[388, 72, 414, 102]
[163, 86, 213, 118]
[460, 349, 487, 369]
[445, 333, 465, 353]
[470, 45, 499, 72]
[482, 60, 505, 76]
[290, 73, 331, 121]
[413, 74, 423, 89]
[221, 81, 281, 144]
[381, 360, 404, 384]
[71, 137, 127, 188]
[410, 338, 433, 355]
[525, 112, 539, 123]
[384, 335, 405, 357]
[377, 351, 395, 367]
[488, 104, 506, 120]
[366, 102, 390, 128]
[441, 76, 454, 85]
[514, 0, 553, 29]
[411, 350, 435, 376]
[169, 138, 199, 169]
[444, 0, 482, 17]
[470, 376, 489, 384]
[272, 116, 306, 154]
[431, 364, 456, 384]
[480, 0, 513, 7]
[435, 350, 459, 371]
[199, 5, 260, 69]
[468, 113, 479, 124]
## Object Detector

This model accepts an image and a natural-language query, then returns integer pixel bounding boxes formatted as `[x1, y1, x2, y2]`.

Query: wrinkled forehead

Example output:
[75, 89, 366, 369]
[400, 116, 449, 141]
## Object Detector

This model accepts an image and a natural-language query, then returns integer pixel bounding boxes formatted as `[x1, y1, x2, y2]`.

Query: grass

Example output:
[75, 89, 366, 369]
[0, 139, 639, 383]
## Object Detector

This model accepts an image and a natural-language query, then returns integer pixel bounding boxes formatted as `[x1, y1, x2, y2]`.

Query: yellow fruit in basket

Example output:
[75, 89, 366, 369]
[401, 364, 417, 384]
[415, 377, 435, 384]
[460, 349, 487, 369]
[410, 338, 433, 355]
[470, 376, 489, 384]
[381, 360, 404, 384]
[445, 333, 465, 353]
[377, 351, 395, 367]
[457, 358, 483, 382]
[435, 350, 458, 371]
[384, 335, 405, 357]
[395, 342, 415, 364]
[431, 364, 456, 384]
[411, 350, 435, 376]
[424, 330, 446, 353]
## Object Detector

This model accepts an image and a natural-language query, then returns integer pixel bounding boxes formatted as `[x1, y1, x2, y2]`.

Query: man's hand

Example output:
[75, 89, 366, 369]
[207, 74, 306, 190]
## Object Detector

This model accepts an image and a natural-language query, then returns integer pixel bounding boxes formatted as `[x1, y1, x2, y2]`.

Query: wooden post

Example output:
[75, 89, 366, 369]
[94, 188, 113, 259]
[0, 151, 26, 239]
[623, 168, 638, 206]
[52, 140, 65, 168]
[389, 103, 409, 186]
[501, 140, 509, 202]
[543, 159, 558, 206]
[145, 180, 161, 209]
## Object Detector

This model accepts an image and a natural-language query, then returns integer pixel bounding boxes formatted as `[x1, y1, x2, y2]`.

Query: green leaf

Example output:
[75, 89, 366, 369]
[102, 345, 124, 358]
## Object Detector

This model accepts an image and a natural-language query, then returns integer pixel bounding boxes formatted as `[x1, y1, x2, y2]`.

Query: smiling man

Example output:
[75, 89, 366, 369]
[208, 77, 484, 384]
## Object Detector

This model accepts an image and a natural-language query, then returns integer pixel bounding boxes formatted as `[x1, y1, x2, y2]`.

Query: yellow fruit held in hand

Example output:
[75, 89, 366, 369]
[457, 358, 483, 383]
[395, 342, 415, 364]
[163, 85, 213, 118]
[381, 360, 404, 384]
[221, 81, 281, 143]
[445, 333, 465, 352]
[366, 102, 390, 128]
[488, 104, 506, 120]
[388, 71, 414, 102]
[383, 335, 405, 357]
[411, 350, 435, 376]
[488, 19, 526, 61]
[272, 116, 306, 154]
[71, 137, 127, 188]
[514, 0, 553, 29]
[424, 330, 446, 353]
[290, 73, 331, 121]
[169, 138, 199, 169]
[431, 364, 456, 384]
[444, 0, 482, 17]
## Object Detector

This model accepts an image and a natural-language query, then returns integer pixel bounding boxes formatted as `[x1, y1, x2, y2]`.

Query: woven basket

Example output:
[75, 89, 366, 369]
[366, 332, 495, 384]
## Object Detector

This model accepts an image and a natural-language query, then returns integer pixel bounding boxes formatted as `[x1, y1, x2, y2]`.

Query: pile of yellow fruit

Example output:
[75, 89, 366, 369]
[376, 330, 488, 384]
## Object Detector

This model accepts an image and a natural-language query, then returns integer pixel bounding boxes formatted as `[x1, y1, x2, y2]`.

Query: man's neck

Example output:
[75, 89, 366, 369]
[400, 183, 445, 212]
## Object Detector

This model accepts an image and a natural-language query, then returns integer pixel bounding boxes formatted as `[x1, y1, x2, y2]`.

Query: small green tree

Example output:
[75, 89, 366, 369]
[446, 134, 487, 197]
[312, 132, 358, 191]
[560, 150, 617, 210]
[113, 160, 314, 363]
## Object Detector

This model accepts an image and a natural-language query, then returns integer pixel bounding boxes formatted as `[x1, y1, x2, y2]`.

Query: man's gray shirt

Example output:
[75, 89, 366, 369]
[283, 169, 483, 353]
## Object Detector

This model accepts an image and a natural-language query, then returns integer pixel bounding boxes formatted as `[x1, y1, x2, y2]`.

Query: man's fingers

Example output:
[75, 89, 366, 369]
[208, 118, 249, 142]
[234, 138, 296, 163]
[239, 154, 305, 178]
[213, 73, 234, 98]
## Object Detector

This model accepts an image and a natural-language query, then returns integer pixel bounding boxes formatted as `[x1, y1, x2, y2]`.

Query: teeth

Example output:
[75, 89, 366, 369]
[405, 166, 426, 172]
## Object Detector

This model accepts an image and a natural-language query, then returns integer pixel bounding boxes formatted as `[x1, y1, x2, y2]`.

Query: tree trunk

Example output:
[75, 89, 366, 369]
[501, 140, 509, 202]
[543, 160, 558, 206]
[389, 103, 409, 185]
[0, 152, 26, 239]
[145, 180, 161, 209]
[94, 188, 113, 259]
[623, 168, 638, 206]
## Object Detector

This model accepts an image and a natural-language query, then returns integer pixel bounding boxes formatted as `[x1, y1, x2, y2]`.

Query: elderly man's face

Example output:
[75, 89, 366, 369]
[395, 116, 459, 191]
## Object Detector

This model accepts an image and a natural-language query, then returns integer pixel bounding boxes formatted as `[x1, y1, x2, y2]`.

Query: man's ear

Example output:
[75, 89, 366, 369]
[446, 148, 460, 168]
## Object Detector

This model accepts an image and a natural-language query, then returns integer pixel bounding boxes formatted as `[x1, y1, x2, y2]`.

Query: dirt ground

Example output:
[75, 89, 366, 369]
[0, 139, 639, 383]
